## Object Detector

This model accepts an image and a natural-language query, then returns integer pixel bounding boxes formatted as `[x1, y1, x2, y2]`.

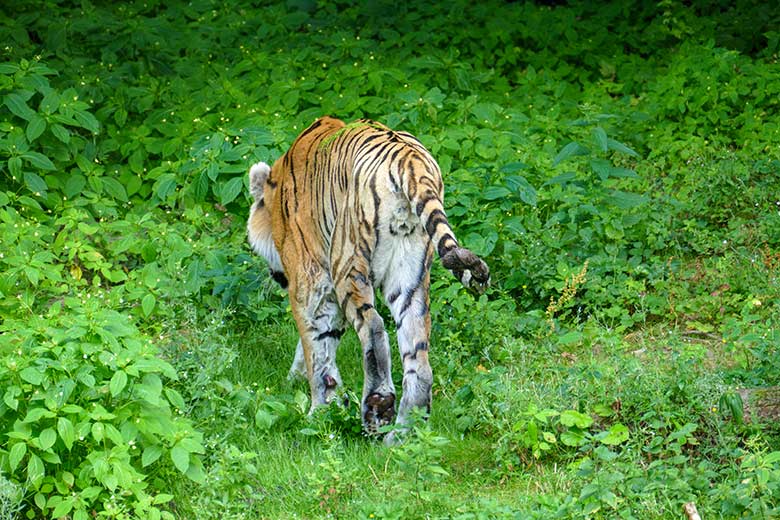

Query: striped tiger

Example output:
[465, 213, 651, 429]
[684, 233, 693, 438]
[247, 116, 489, 438]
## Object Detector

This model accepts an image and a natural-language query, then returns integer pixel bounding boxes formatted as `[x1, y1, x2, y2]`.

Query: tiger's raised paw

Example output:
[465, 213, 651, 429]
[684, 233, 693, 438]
[363, 392, 396, 436]
[441, 247, 490, 295]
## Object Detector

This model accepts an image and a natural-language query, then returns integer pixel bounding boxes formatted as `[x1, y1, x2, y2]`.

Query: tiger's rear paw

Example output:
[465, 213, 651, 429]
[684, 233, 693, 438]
[363, 392, 396, 436]
[441, 247, 490, 294]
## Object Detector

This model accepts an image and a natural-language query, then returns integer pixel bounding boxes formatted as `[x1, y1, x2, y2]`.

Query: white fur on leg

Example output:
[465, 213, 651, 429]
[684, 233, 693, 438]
[288, 338, 306, 381]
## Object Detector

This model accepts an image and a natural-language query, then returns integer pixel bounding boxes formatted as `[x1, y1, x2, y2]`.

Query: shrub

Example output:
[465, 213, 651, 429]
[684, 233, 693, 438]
[0, 297, 203, 519]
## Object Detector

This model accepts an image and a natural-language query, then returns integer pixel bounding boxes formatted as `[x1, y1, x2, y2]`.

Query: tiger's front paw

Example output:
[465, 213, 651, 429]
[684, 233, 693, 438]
[363, 392, 396, 436]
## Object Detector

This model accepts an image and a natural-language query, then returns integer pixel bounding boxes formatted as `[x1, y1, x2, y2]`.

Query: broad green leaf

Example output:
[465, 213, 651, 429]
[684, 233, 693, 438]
[142, 445, 163, 467]
[482, 186, 512, 200]
[20, 367, 44, 385]
[74, 110, 100, 133]
[57, 417, 75, 450]
[597, 423, 630, 445]
[164, 387, 186, 410]
[50, 123, 71, 143]
[155, 174, 177, 200]
[560, 410, 594, 429]
[592, 126, 608, 151]
[23, 407, 55, 423]
[206, 162, 220, 181]
[552, 142, 589, 167]
[102, 177, 128, 201]
[505, 175, 537, 206]
[178, 437, 204, 454]
[114, 108, 128, 126]
[8, 156, 22, 178]
[499, 161, 528, 174]
[91, 423, 107, 443]
[141, 294, 156, 317]
[28, 453, 45, 484]
[764, 452, 780, 464]
[193, 170, 209, 201]
[40, 90, 60, 114]
[26, 114, 46, 141]
[219, 176, 244, 205]
[608, 190, 648, 209]
[64, 174, 86, 197]
[23, 171, 47, 194]
[4, 386, 20, 410]
[606, 138, 639, 157]
[170, 445, 190, 473]
[255, 408, 275, 430]
[185, 458, 205, 483]
[104, 423, 123, 445]
[9, 442, 26, 472]
[21, 151, 55, 170]
[5, 93, 35, 120]
[561, 429, 587, 447]
[136, 373, 163, 405]
[153, 494, 174, 505]
[51, 499, 74, 518]
[109, 370, 128, 397]
[38, 428, 57, 451]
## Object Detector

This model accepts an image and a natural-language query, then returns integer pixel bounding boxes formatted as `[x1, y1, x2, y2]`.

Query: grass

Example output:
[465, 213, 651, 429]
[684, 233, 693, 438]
[157, 304, 775, 519]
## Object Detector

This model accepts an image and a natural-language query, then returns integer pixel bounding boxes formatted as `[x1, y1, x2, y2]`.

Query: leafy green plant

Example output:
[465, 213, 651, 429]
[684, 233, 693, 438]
[710, 447, 780, 518]
[389, 415, 451, 508]
[495, 404, 629, 469]
[306, 441, 359, 517]
[0, 298, 203, 519]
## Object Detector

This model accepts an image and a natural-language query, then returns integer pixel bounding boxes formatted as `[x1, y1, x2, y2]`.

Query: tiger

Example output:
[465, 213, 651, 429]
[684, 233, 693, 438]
[247, 116, 489, 440]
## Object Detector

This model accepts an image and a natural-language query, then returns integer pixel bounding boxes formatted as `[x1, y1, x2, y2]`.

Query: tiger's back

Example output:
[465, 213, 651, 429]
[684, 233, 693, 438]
[247, 116, 489, 439]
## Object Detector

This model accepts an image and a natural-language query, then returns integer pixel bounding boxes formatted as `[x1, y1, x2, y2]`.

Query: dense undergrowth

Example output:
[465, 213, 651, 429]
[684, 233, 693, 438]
[1, 0, 779, 518]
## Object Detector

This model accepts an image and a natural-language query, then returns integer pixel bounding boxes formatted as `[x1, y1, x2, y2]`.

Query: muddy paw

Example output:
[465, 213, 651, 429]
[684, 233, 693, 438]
[363, 393, 396, 435]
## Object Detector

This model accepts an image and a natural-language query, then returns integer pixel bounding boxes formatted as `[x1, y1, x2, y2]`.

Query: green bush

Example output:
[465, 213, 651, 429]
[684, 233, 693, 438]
[0, 298, 203, 519]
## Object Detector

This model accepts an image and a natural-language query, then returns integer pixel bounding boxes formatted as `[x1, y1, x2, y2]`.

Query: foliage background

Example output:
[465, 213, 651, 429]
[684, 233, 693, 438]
[1, 0, 779, 518]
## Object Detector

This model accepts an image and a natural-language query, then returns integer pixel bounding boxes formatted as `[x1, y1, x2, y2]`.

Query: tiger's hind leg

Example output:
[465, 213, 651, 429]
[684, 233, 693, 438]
[289, 277, 346, 410]
[287, 339, 306, 381]
[383, 242, 434, 440]
[334, 262, 396, 435]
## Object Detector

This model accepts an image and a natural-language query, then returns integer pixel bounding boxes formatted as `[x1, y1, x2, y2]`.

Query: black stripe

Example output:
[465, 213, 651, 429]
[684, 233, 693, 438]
[270, 270, 288, 288]
[296, 118, 324, 140]
[415, 193, 438, 216]
[437, 235, 456, 258]
[425, 209, 447, 237]
[356, 303, 373, 320]
[314, 329, 345, 341]
[370, 173, 380, 245]
[387, 289, 401, 304]
[415, 341, 428, 352]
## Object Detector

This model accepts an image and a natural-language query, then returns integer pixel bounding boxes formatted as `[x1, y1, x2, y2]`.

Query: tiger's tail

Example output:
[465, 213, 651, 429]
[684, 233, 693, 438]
[404, 163, 490, 294]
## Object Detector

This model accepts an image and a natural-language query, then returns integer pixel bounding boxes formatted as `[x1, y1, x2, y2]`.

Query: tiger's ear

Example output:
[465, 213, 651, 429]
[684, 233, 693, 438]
[249, 162, 271, 201]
